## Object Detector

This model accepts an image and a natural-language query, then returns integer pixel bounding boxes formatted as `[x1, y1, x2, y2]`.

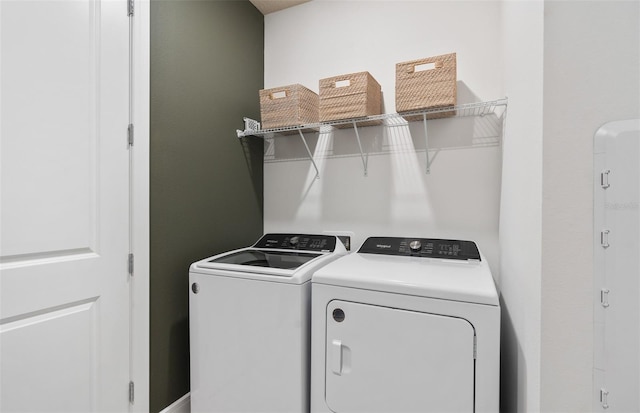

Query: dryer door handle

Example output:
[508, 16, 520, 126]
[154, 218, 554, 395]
[331, 339, 343, 375]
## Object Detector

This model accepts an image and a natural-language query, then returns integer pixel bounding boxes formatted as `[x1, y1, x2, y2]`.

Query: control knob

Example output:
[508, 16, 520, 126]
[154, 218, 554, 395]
[409, 240, 422, 252]
[289, 236, 300, 246]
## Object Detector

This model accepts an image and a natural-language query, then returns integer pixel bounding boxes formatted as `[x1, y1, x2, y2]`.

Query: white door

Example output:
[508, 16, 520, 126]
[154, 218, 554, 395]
[325, 300, 475, 413]
[0, 0, 131, 412]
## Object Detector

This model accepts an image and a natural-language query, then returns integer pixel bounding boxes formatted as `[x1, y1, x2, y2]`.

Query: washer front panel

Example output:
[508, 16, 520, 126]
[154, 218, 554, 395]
[190, 272, 310, 413]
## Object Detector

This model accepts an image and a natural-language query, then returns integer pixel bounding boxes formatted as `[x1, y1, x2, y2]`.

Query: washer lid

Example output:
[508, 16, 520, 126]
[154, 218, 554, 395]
[203, 249, 321, 270]
[313, 237, 499, 306]
[190, 233, 348, 283]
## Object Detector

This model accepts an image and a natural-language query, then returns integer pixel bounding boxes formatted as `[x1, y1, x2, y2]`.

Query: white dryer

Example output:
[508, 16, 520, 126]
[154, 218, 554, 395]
[310, 236, 500, 413]
[189, 233, 348, 413]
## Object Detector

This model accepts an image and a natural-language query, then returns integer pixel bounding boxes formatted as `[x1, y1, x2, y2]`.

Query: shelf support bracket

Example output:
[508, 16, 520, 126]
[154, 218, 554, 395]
[423, 113, 432, 174]
[352, 120, 368, 176]
[298, 129, 320, 179]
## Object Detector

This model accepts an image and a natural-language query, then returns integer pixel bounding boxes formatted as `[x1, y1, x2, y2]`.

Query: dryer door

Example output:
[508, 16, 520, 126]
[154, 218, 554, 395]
[325, 300, 475, 412]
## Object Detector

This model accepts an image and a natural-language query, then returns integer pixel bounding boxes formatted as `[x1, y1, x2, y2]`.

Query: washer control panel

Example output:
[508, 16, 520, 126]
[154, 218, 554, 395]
[253, 233, 336, 252]
[358, 237, 481, 261]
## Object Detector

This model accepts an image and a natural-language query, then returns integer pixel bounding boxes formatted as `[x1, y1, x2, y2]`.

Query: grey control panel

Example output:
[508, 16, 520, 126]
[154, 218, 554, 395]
[358, 237, 481, 261]
[253, 233, 336, 252]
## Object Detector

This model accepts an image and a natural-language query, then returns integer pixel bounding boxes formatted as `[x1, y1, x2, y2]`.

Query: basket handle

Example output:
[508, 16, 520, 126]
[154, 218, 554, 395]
[269, 90, 288, 99]
[407, 60, 444, 74]
[333, 79, 351, 88]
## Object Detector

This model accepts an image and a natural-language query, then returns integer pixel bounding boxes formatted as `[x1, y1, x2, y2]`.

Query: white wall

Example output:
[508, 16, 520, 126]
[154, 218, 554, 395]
[264, 1, 505, 275]
[264, 2, 640, 412]
[541, 2, 640, 411]
[498, 2, 640, 411]
[264, 1, 540, 411]
[499, 2, 544, 411]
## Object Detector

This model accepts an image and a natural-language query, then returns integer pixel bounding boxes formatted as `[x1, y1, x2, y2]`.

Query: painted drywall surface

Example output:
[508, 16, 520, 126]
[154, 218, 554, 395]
[150, 1, 264, 412]
[499, 2, 544, 412]
[264, 1, 504, 275]
[541, 2, 640, 411]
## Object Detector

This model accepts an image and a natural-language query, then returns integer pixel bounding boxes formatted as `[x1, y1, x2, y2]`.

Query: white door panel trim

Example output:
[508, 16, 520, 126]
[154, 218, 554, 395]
[0, 298, 98, 333]
[1, 248, 98, 270]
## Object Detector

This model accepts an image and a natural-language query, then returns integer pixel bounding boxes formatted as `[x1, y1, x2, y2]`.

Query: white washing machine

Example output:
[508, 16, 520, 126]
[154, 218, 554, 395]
[189, 233, 348, 413]
[310, 236, 500, 413]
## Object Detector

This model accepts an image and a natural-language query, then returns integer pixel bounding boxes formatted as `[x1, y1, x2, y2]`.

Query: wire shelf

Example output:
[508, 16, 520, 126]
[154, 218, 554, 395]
[236, 98, 507, 138]
[236, 98, 507, 177]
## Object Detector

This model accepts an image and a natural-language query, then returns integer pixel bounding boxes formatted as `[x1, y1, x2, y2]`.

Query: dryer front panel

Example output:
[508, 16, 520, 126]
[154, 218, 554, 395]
[325, 300, 475, 412]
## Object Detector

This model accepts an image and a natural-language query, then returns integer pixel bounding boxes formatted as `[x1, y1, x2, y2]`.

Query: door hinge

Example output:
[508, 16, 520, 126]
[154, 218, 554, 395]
[600, 229, 610, 248]
[128, 253, 134, 276]
[127, 124, 134, 147]
[127, 0, 134, 16]
[129, 381, 135, 404]
[600, 288, 610, 308]
[473, 335, 477, 359]
[600, 388, 609, 409]
[601, 169, 611, 189]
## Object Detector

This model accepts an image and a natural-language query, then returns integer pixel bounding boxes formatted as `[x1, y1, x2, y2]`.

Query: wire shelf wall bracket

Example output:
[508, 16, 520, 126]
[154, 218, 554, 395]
[298, 128, 320, 179]
[236, 98, 508, 177]
[352, 120, 369, 177]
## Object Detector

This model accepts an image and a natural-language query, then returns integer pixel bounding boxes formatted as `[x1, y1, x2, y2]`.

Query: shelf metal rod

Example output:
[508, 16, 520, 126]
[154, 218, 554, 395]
[297, 129, 320, 179]
[352, 120, 368, 176]
[423, 113, 431, 174]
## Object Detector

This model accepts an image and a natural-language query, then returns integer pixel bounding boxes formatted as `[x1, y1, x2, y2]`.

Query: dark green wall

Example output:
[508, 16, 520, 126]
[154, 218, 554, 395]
[150, 1, 264, 411]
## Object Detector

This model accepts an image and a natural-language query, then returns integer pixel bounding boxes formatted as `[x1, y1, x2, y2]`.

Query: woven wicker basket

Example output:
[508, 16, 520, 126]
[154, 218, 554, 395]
[319, 71, 382, 126]
[259, 84, 319, 129]
[396, 53, 457, 120]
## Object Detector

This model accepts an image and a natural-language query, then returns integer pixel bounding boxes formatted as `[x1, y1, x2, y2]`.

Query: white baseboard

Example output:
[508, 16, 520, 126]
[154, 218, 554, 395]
[160, 393, 190, 413]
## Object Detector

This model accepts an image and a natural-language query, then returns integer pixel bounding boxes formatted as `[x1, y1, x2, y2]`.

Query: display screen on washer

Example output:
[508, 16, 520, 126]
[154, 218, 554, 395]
[253, 233, 337, 252]
[358, 237, 481, 261]
[207, 250, 321, 269]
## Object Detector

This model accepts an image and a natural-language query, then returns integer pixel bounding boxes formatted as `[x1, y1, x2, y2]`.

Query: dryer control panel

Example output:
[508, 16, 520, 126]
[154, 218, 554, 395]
[253, 233, 337, 252]
[358, 237, 481, 261]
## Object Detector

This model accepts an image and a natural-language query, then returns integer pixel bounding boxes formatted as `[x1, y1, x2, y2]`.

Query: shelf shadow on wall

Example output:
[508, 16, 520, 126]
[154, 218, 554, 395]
[239, 136, 266, 214]
[263, 111, 504, 166]
[500, 295, 527, 413]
